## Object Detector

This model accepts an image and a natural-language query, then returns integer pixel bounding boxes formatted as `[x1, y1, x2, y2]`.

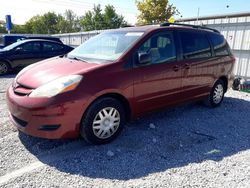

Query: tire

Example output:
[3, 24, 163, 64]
[204, 79, 225, 107]
[0, 61, 10, 75]
[80, 97, 126, 145]
[232, 78, 241, 91]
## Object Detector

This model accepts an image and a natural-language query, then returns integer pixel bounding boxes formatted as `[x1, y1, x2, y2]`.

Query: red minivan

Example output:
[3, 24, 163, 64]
[6, 23, 235, 144]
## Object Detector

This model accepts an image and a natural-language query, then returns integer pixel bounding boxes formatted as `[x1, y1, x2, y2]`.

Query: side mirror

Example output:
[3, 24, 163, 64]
[138, 52, 151, 64]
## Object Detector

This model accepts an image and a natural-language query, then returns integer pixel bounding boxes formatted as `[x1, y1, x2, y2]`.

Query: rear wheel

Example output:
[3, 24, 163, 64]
[80, 97, 126, 145]
[0, 61, 10, 75]
[204, 79, 225, 107]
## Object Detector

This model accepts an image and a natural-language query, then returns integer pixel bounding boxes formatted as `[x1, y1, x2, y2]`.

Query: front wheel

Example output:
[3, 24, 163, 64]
[80, 97, 126, 145]
[204, 79, 225, 107]
[0, 61, 10, 75]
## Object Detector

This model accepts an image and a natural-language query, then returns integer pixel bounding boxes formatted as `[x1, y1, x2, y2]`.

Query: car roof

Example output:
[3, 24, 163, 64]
[105, 24, 220, 34]
[19, 39, 63, 44]
[1, 34, 58, 38]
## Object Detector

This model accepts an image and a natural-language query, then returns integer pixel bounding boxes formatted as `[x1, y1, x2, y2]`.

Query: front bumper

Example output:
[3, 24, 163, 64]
[6, 86, 87, 139]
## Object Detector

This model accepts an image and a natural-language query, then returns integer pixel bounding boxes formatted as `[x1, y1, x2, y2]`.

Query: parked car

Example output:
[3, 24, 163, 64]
[6, 23, 235, 144]
[0, 39, 73, 75]
[0, 34, 62, 49]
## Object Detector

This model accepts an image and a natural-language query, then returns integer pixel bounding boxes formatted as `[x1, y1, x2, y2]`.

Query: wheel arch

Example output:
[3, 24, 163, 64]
[218, 76, 228, 92]
[84, 92, 132, 122]
[0, 59, 12, 68]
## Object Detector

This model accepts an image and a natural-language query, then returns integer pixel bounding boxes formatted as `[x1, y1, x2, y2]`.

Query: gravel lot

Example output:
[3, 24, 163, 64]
[0, 74, 250, 188]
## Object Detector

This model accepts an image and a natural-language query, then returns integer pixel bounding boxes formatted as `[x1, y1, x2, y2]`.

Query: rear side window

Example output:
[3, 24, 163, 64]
[43, 42, 64, 51]
[208, 33, 230, 56]
[180, 32, 211, 59]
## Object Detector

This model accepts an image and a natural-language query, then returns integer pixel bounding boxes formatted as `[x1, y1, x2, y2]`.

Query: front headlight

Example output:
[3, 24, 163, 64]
[29, 75, 83, 98]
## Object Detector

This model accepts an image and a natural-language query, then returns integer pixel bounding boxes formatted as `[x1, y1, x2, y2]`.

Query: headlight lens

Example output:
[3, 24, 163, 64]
[29, 75, 83, 98]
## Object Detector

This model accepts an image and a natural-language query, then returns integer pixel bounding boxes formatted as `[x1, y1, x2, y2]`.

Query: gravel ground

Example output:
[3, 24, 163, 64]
[0, 74, 250, 188]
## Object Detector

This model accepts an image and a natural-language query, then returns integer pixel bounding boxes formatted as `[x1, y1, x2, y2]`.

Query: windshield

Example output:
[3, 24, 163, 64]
[3, 40, 26, 51]
[68, 31, 144, 63]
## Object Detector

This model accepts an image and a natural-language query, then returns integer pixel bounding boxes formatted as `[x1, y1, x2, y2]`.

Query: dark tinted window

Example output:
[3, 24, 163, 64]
[0, 36, 3, 45]
[138, 32, 176, 64]
[18, 42, 41, 52]
[208, 33, 230, 56]
[43, 42, 64, 51]
[180, 32, 211, 59]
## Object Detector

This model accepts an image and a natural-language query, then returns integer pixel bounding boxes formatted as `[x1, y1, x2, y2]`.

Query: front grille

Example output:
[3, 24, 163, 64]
[11, 114, 28, 127]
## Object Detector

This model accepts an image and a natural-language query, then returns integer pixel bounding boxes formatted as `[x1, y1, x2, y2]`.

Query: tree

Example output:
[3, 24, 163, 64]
[0, 21, 6, 33]
[0, 5, 128, 34]
[80, 11, 94, 31]
[12, 24, 26, 34]
[62, 10, 81, 33]
[42, 12, 60, 34]
[80, 4, 127, 31]
[57, 14, 68, 33]
[24, 12, 71, 34]
[103, 5, 127, 29]
[93, 4, 104, 30]
[136, 0, 179, 25]
[25, 15, 46, 34]
[0, 21, 27, 34]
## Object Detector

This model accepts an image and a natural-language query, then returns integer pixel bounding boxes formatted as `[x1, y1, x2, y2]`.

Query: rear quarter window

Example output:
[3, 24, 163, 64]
[208, 33, 231, 56]
[180, 31, 212, 59]
[43, 42, 64, 51]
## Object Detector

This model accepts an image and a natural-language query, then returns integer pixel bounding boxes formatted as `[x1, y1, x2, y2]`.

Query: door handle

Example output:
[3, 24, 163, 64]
[173, 65, 180, 72]
[184, 63, 190, 69]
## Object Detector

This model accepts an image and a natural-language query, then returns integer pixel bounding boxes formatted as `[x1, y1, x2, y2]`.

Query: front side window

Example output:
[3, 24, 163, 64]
[18, 42, 41, 52]
[138, 32, 176, 64]
[68, 31, 144, 63]
[180, 32, 211, 59]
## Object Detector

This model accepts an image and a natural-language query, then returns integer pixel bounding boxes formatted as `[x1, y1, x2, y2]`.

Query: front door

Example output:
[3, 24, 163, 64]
[133, 31, 182, 115]
[10, 41, 42, 68]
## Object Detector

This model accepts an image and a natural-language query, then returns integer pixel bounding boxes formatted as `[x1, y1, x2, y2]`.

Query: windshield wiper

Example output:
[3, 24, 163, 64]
[68, 56, 89, 63]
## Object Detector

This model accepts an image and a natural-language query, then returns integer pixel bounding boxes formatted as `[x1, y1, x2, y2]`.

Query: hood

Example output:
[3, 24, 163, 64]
[16, 57, 102, 88]
[0, 48, 9, 53]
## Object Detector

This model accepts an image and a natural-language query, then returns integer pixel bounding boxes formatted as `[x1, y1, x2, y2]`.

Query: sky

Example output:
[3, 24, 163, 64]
[0, 0, 250, 25]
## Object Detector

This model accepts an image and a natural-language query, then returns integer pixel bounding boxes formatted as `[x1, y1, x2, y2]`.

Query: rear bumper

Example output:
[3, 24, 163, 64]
[6, 86, 86, 139]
